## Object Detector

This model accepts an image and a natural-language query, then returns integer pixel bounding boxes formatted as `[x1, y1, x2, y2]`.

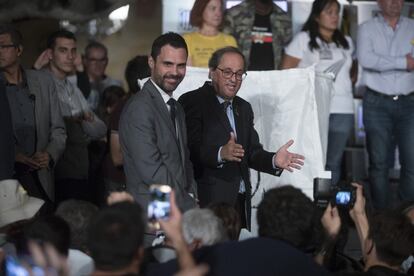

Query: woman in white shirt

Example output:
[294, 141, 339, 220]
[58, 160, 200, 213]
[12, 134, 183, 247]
[281, 0, 356, 185]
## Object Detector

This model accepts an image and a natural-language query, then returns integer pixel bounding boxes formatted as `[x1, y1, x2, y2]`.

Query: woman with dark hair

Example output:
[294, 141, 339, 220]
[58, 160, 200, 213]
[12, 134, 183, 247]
[281, 0, 356, 186]
[183, 0, 237, 67]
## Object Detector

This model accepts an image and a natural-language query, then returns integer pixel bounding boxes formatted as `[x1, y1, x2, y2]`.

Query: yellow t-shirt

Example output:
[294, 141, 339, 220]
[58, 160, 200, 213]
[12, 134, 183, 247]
[183, 32, 237, 68]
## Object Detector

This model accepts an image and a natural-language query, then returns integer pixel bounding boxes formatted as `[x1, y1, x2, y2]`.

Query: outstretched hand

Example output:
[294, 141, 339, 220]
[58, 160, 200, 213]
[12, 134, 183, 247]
[220, 132, 244, 162]
[274, 139, 305, 172]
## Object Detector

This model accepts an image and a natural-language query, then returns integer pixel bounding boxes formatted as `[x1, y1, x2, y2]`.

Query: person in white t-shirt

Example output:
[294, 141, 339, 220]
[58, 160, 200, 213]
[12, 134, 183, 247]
[281, 0, 357, 185]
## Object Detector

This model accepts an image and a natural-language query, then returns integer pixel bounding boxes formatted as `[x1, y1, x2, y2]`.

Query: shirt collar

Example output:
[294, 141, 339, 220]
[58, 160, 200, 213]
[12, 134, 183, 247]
[377, 13, 404, 28]
[150, 78, 174, 104]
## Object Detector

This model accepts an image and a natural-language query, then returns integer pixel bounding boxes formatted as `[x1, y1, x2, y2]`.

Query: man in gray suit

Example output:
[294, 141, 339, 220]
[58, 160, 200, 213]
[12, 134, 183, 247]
[0, 25, 66, 202]
[120, 33, 197, 212]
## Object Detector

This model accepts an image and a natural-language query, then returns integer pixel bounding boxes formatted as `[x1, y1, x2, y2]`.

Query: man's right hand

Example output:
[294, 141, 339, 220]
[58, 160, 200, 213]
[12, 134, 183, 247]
[33, 50, 50, 70]
[220, 132, 244, 162]
[15, 153, 40, 171]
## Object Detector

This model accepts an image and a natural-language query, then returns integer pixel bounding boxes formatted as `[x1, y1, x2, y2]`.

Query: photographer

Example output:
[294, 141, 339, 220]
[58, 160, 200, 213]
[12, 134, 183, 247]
[321, 183, 414, 275]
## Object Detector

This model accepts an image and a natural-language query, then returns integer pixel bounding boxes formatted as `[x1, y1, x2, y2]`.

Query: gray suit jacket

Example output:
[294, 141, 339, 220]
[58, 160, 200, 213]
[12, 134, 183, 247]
[26, 69, 66, 200]
[119, 80, 197, 212]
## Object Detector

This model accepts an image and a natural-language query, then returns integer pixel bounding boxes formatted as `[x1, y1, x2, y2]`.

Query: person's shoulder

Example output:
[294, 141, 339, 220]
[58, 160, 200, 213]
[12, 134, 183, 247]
[25, 68, 56, 87]
[220, 33, 237, 45]
[179, 85, 206, 103]
[402, 16, 414, 26]
[182, 32, 196, 41]
[226, 0, 251, 16]
[294, 31, 310, 41]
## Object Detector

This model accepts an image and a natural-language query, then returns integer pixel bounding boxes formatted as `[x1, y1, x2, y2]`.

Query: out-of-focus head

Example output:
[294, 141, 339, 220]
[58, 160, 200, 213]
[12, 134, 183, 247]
[209, 46, 246, 101]
[24, 215, 71, 257]
[190, 0, 223, 29]
[257, 185, 316, 251]
[124, 55, 151, 94]
[307, 0, 340, 32]
[182, 208, 227, 251]
[55, 199, 98, 251]
[366, 211, 414, 267]
[46, 29, 77, 78]
[208, 202, 241, 241]
[377, 0, 404, 19]
[83, 41, 108, 81]
[0, 25, 23, 70]
[149, 32, 188, 94]
[87, 202, 145, 273]
[102, 85, 125, 114]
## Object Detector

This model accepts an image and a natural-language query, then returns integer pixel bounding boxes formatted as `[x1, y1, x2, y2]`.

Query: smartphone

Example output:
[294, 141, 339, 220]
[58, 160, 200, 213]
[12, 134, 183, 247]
[3, 254, 46, 276]
[147, 184, 171, 229]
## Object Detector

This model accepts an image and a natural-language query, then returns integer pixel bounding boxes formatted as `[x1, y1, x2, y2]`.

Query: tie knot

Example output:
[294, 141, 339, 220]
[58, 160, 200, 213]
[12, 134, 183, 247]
[167, 98, 176, 107]
[222, 101, 231, 112]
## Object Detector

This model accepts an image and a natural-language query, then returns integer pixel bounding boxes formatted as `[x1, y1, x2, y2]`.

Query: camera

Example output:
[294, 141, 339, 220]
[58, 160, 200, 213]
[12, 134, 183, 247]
[313, 178, 356, 209]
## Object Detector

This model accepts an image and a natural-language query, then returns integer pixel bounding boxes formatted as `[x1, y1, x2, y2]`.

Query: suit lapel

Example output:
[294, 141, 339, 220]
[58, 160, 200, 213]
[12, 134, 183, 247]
[25, 70, 41, 146]
[145, 80, 177, 137]
[145, 80, 184, 164]
[205, 85, 233, 135]
[232, 98, 244, 146]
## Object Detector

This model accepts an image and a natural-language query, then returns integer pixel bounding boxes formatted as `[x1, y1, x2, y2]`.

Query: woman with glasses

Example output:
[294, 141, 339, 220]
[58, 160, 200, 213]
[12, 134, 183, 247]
[281, 0, 357, 186]
[183, 0, 237, 68]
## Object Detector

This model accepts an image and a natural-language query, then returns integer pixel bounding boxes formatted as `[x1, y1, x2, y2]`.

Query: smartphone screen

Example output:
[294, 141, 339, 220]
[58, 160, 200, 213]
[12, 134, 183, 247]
[3, 255, 45, 276]
[148, 184, 171, 229]
[335, 191, 351, 205]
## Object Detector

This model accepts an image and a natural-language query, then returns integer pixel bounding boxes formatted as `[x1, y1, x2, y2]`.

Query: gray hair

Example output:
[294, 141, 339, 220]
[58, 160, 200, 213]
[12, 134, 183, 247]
[182, 208, 228, 246]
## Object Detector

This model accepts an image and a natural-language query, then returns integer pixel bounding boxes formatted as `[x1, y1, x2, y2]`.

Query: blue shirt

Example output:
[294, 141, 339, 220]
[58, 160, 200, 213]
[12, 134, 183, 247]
[357, 14, 414, 95]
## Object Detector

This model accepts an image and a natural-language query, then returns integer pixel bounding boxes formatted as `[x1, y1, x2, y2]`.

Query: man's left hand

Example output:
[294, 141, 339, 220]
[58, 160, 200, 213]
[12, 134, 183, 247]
[274, 139, 305, 172]
[32, 151, 50, 169]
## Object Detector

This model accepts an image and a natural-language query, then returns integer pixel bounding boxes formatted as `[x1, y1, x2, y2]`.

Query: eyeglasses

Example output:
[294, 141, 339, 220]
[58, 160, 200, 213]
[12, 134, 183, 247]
[216, 67, 247, 81]
[0, 44, 16, 50]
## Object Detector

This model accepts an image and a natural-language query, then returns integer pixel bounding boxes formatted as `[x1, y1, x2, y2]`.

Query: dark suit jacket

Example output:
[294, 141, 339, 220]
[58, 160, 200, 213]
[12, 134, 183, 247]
[179, 82, 282, 224]
[119, 80, 197, 212]
[145, 238, 331, 276]
[26, 69, 67, 200]
[0, 75, 14, 180]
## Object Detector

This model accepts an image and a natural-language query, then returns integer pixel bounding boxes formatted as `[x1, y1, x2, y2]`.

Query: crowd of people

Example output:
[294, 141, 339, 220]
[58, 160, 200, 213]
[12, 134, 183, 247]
[1, 0, 414, 275]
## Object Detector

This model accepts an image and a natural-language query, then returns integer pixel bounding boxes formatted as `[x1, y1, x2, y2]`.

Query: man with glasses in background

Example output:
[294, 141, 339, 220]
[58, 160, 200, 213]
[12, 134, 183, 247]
[179, 46, 304, 229]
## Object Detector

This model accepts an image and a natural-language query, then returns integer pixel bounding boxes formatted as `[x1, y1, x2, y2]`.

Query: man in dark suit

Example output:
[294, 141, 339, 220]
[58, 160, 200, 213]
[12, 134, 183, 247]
[119, 33, 197, 212]
[0, 25, 67, 201]
[179, 46, 304, 227]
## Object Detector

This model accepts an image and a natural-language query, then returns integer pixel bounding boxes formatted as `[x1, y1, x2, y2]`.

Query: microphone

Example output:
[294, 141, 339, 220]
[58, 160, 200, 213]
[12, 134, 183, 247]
[29, 94, 36, 102]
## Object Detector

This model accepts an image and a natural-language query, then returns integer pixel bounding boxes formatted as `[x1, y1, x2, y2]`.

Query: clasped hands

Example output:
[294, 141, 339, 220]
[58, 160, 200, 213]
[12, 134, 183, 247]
[16, 151, 50, 171]
[220, 132, 305, 172]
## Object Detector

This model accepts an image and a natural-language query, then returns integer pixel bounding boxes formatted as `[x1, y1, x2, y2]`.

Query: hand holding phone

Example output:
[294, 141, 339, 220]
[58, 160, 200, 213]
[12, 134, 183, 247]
[148, 184, 172, 230]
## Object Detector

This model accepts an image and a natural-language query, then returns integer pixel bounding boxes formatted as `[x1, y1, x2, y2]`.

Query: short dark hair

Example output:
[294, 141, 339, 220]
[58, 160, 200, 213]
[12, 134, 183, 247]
[102, 85, 125, 108]
[55, 199, 98, 251]
[87, 202, 145, 271]
[24, 215, 71, 257]
[47, 29, 76, 49]
[84, 41, 108, 59]
[150, 32, 188, 61]
[369, 211, 414, 266]
[302, 0, 349, 51]
[208, 46, 246, 71]
[124, 55, 151, 93]
[190, 0, 224, 28]
[208, 202, 241, 241]
[0, 24, 23, 47]
[257, 186, 316, 251]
